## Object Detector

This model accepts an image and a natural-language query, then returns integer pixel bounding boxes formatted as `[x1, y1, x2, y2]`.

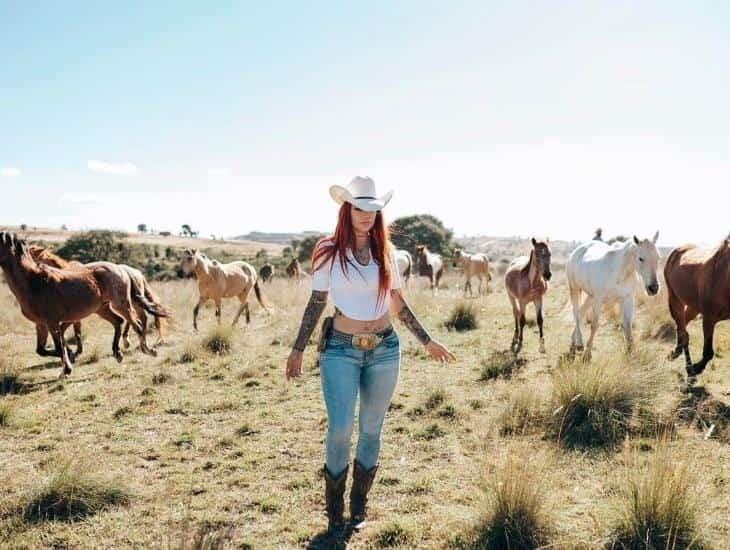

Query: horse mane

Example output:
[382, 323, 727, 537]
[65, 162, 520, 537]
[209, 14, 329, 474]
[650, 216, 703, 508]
[28, 245, 70, 269]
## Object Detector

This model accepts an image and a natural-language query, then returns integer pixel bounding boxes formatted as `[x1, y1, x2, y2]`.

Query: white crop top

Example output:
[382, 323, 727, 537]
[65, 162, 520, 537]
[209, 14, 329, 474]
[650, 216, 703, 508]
[311, 244, 402, 321]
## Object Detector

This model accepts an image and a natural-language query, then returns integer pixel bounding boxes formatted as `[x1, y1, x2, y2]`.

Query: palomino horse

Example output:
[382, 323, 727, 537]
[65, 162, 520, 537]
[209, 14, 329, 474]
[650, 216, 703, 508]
[394, 249, 412, 288]
[259, 263, 274, 283]
[665, 238, 729, 379]
[504, 239, 552, 353]
[181, 249, 269, 330]
[567, 233, 660, 361]
[29, 246, 167, 356]
[453, 248, 491, 297]
[0, 232, 163, 377]
[414, 245, 444, 295]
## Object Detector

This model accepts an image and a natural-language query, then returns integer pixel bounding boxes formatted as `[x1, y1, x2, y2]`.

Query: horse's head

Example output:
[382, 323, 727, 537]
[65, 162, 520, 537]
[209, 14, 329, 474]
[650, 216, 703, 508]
[633, 231, 660, 296]
[531, 238, 552, 281]
[452, 248, 463, 267]
[180, 248, 199, 275]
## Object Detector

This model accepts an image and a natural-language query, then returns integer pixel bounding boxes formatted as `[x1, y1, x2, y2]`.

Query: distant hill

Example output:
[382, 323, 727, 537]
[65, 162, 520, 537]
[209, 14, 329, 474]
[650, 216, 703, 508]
[231, 230, 325, 245]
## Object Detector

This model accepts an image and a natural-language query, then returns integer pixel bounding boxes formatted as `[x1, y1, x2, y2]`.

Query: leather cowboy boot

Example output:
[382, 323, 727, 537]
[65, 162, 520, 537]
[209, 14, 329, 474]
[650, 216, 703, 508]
[324, 465, 348, 535]
[349, 459, 379, 529]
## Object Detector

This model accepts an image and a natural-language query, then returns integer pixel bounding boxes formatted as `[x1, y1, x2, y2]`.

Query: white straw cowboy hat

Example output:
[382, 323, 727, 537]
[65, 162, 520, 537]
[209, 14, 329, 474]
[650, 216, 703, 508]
[329, 176, 393, 212]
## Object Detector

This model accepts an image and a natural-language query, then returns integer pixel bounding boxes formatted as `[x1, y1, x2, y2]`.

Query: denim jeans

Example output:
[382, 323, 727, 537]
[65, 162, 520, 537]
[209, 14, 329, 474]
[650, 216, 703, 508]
[319, 329, 401, 478]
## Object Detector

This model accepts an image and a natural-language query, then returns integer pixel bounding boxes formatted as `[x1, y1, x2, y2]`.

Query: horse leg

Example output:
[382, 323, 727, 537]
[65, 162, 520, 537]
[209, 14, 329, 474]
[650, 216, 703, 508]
[621, 295, 635, 353]
[97, 305, 125, 362]
[515, 301, 527, 354]
[681, 307, 699, 367]
[49, 325, 73, 378]
[583, 301, 601, 362]
[569, 286, 584, 352]
[122, 320, 132, 349]
[134, 304, 156, 357]
[688, 316, 716, 378]
[535, 297, 545, 353]
[508, 294, 520, 351]
[667, 288, 688, 361]
[35, 323, 58, 357]
[232, 290, 252, 326]
[193, 296, 206, 332]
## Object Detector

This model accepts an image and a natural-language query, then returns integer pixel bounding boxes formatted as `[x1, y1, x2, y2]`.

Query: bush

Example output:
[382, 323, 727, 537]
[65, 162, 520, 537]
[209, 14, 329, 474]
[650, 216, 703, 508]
[389, 214, 454, 256]
[480, 351, 526, 381]
[203, 326, 233, 355]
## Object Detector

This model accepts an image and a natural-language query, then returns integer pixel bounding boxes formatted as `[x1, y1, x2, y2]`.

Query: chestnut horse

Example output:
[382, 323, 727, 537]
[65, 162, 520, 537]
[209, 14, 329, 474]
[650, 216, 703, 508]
[0, 232, 164, 377]
[665, 238, 729, 379]
[504, 238, 552, 353]
[286, 258, 304, 284]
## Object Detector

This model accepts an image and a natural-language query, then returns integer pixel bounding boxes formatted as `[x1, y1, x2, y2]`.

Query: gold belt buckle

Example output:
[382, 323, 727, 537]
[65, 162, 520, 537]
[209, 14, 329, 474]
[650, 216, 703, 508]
[353, 333, 379, 351]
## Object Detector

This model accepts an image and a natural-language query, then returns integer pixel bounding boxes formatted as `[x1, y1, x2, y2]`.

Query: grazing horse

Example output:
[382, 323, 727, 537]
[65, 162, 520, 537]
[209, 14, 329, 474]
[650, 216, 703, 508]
[29, 246, 167, 354]
[285, 258, 305, 284]
[567, 233, 660, 361]
[0, 232, 163, 377]
[452, 248, 491, 297]
[181, 249, 269, 331]
[394, 249, 412, 288]
[414, 245, 444, 294]
[504, 239, 552, 353]
[259, 263, 274, 283]
[665, 238, 729, 379]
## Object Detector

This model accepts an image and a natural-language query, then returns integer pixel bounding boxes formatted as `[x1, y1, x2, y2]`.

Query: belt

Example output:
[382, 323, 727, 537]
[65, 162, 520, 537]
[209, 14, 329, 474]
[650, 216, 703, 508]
[329, 326, 394, 351]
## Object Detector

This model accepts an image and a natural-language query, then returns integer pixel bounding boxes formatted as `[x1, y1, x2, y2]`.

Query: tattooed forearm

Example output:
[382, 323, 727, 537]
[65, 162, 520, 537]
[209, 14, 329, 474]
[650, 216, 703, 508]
[292, 291, 329, 352]
[392, 291, 432, 345]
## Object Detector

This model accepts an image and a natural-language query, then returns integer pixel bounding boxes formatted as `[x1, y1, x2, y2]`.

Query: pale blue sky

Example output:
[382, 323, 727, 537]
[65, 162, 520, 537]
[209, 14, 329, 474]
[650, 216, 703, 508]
[1, 1, 728, 245]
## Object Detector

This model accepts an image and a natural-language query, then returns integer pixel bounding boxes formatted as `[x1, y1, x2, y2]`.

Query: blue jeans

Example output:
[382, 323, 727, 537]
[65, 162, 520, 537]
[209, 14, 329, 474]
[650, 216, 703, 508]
[319, 329, 401, 478]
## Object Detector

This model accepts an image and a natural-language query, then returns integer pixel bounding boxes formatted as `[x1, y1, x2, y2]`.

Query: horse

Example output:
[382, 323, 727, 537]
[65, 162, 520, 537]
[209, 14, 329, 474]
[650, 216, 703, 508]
[504, 238, 552, 353]
[29, 246, 167, 354]
[285, 258, 305, 284]
[452, 248, 491, 297]
[181, 249, 269, 331]
[566, 232, 660, 361]
[414, 245, 444, 295]
[0, 232, 164, 377]
[664, 238, 729, 379]
[259, 263, 274, 283]
[394, 249, 412, 288]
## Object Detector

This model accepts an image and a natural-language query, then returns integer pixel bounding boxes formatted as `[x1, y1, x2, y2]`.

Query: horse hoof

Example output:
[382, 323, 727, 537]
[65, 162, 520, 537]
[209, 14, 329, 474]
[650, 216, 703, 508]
[147, 349, 158, 357]
[114, 352, 124, 363]
[667, 350, 681, 361]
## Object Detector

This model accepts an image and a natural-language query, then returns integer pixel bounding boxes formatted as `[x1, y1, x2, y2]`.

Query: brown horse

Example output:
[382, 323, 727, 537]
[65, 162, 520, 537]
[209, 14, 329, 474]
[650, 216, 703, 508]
[665, 238, 729, 378]
[29, 246, 167, 354]
[286, 258, 304, 284]
[415, 245, 444, 295]
[504, 238, 552, 353]
[0, 232, 164, 377]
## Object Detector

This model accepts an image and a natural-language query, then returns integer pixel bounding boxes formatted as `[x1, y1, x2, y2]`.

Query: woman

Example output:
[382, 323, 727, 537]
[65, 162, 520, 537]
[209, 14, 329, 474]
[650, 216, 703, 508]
[286, 176, 455, 537]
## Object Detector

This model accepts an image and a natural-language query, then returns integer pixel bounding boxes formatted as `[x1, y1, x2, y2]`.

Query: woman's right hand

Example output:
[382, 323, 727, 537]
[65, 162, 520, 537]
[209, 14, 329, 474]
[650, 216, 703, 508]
[286, 350, 304, 381]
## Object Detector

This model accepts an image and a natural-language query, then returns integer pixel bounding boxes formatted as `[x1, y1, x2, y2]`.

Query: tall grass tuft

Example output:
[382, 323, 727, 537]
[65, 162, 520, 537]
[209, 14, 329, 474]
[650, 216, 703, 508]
[445, 302, 479, 332]
[610, 447, 704, 549]
[548, 358, 655, 449]
[203, 326, 233, 355]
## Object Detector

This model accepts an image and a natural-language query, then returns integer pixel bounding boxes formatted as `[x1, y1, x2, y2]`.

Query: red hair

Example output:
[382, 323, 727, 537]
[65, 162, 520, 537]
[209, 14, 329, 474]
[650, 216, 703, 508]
[312, 202, 393, 307]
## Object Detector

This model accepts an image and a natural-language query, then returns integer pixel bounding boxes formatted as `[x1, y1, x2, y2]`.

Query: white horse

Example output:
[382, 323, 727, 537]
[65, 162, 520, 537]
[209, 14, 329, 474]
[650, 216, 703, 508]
[181, 249, 269, 331]
[415, 245, 444, 295]
[567, 233, 660, 360]
[452, 248, 491, 297]
[394, 249, 412, 288]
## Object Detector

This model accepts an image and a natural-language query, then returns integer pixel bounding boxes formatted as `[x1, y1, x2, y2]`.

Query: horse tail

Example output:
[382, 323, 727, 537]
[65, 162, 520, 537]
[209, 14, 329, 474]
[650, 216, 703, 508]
[131, 276, 169, 318]
[143, 281, 167, 340]
[253, 279, 270, 311]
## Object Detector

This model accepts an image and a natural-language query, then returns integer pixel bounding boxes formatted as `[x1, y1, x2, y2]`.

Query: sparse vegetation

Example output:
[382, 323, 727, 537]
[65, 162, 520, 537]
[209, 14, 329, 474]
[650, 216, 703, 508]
[203, 326, 233, 355]
[445, 302, 479, 332]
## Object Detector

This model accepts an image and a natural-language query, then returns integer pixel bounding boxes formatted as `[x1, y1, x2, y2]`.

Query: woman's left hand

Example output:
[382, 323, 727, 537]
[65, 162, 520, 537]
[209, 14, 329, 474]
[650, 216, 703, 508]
[425, 340, 456, 363]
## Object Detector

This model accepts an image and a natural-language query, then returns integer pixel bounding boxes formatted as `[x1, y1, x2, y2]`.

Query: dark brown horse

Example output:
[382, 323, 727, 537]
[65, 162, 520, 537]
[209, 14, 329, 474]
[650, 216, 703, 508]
[0, 233, 164, 377]
[259, 263, 274, 283]
[286, 258, 303, 282]
[504, 238, 552, 353]
[665, 238, 729, 378]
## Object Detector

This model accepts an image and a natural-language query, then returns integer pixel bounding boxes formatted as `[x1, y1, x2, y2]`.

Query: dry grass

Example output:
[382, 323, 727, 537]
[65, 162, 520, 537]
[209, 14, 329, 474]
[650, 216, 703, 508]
[0, 272, 728, 548]
[445, 302, 479, 332]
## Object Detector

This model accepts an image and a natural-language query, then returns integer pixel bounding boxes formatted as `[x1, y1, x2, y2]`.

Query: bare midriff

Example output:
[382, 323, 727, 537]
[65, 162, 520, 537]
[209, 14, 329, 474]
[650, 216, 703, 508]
[333, 309, 392, 334]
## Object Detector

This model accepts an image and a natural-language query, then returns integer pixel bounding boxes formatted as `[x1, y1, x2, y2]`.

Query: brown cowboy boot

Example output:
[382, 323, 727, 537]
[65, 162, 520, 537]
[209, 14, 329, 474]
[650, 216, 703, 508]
[349, 460, 379, 529]
[324, 465, 348, 535]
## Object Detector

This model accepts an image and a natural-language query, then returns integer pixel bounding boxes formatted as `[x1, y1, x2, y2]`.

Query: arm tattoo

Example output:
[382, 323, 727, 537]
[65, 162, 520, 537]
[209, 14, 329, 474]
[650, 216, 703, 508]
[393, 291, 432, 345]
[292, 291, 328, 352]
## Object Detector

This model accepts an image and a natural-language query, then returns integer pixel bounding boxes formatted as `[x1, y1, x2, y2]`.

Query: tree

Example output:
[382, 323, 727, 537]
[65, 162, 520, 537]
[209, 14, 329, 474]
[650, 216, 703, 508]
[137, 223, 147, 233]
[389, 214, 454, 256]
[57, 230, 126, 264]
[181, 224, 194, 237]
[20, 224, 27, 231]
[593, 227, 603, 241]
[255, 248, 269, 263]
[282, 246, 293, 258]
[296, 234, 326, 263]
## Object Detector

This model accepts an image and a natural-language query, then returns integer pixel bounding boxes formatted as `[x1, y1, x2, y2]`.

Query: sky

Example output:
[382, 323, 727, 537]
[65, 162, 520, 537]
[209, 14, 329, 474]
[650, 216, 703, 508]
[1, 1, 728, 246]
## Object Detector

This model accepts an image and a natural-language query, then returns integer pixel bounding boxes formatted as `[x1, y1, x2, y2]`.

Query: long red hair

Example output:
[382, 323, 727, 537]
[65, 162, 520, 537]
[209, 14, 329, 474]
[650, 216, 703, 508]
[312, 202, 393, 307]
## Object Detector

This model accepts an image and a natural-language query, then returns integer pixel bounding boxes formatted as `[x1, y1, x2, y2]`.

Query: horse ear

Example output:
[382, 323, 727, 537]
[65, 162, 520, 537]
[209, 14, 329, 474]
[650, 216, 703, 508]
[652, 230, 659, 244]
[531, 237, 537, 246]
[633, 235, 640, 245]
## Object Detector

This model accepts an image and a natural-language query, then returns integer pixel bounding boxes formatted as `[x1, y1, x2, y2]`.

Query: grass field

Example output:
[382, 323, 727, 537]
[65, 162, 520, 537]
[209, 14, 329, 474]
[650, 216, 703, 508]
[1, 271, 728, 549]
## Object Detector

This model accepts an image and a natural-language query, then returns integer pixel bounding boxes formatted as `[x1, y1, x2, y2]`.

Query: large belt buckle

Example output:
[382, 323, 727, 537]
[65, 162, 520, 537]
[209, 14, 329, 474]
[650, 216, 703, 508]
[352, 333, 379, 351]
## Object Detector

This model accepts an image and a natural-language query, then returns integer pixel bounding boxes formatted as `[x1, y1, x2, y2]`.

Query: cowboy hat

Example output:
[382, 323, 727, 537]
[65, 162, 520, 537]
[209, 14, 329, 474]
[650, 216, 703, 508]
[329, 176, 393, 212]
